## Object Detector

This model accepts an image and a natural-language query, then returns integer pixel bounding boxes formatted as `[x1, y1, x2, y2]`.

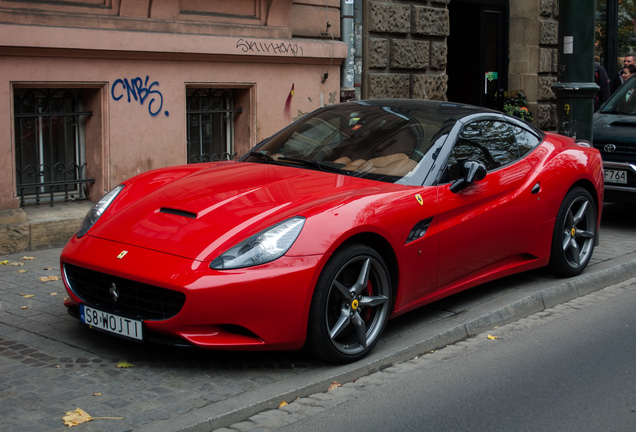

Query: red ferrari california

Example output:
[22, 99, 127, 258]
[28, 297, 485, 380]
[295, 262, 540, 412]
[61, 99, 603, 363]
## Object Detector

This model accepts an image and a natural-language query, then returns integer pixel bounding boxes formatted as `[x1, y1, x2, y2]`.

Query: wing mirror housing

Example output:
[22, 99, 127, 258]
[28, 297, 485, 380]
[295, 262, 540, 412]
[449, 160, 487, 193]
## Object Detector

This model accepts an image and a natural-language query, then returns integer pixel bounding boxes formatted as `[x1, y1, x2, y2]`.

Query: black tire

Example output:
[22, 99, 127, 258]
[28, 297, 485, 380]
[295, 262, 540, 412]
[548, 187, 597, 277]
[306, 244, 392, 363]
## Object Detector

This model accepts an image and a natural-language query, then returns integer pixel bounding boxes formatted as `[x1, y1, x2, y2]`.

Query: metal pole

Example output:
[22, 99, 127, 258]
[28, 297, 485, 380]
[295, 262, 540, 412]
[551, 0, 598, 142]
[341, 0, 355, 102]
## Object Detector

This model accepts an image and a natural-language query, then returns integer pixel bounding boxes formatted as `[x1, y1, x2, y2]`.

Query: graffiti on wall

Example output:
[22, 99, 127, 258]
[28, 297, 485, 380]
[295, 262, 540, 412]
[111, 76, 168, 117]
[236, 38, 304, 57]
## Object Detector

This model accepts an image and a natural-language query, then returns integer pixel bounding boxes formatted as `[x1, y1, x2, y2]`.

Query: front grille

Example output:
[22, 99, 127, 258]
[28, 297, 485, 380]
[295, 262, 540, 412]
[593, 141, 636, 160]
[64, 264, 186, 320]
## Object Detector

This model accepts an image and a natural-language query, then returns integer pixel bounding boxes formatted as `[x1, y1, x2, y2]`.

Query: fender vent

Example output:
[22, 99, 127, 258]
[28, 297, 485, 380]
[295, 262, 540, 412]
[406, 217, 433, 244]
[160, 208, 197, 219]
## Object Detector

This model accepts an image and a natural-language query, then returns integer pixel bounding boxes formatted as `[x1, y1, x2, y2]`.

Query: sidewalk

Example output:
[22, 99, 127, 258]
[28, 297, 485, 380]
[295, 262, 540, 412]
[0, 203, 635, 432]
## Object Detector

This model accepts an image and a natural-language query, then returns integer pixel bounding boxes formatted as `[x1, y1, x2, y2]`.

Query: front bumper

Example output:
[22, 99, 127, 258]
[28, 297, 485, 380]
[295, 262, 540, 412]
[61, 235, 327, 350]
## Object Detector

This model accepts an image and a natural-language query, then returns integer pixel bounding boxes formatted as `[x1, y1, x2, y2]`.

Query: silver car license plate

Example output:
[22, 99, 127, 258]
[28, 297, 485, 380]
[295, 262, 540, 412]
[80, 304, 143, 341]
[604, 169, 628, 184]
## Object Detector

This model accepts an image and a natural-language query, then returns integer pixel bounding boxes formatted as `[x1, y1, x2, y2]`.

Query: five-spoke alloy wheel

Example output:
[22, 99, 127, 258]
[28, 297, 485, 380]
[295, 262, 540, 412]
[549, 186, 597, 277]
[306, 244, 392, 363]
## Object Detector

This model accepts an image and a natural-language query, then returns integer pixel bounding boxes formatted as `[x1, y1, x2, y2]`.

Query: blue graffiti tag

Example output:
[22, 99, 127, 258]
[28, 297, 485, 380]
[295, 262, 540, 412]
[111, 76, 168, 117]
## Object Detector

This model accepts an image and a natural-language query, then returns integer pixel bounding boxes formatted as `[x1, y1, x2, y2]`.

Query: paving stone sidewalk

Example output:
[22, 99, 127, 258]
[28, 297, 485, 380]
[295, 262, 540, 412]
[0, 203, 635, 431]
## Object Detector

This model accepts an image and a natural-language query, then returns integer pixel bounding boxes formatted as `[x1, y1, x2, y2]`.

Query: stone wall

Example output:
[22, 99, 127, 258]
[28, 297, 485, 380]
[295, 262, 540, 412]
[509, 0, 559, 130]
[363, 0, 449, 100]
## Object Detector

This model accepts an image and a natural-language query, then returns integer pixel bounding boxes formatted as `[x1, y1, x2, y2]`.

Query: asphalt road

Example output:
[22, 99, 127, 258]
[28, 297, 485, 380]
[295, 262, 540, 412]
[238, 278, 636, 432]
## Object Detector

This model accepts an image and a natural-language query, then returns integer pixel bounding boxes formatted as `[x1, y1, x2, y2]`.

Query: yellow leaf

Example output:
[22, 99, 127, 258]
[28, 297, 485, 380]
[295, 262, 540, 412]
[21, 306, 27, 310]
[278, 401, 288, 408]
[10, 262, 24, 266]
[63, 408, 93, 427]
[39, 275, 61, 282]
[93, 393, 102, 396]
[51, 292, 58, 296]
[0, 260, 9, 265]
[18, 269, 27, 273]
[22, 294, 35, 298]
[44, 267, 53, 270]
[22, 256, 36, 260]
[62, 407, 124, 427]
[487, 334, 499, 340]
[116, 361, 134, 368]
[327, 381, 342, 392]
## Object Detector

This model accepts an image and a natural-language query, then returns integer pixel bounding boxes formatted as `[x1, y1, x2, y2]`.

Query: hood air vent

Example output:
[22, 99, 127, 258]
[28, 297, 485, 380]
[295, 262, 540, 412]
[159, 208, 197, 219]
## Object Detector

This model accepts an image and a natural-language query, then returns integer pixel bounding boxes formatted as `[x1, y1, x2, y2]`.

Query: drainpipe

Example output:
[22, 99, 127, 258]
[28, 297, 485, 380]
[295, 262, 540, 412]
[551, 0, 598, 142]
[341, 0, 356, 102]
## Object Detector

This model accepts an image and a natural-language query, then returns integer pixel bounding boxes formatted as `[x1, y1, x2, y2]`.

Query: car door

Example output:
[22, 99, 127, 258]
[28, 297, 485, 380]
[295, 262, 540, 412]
[435, 119, 546, 289]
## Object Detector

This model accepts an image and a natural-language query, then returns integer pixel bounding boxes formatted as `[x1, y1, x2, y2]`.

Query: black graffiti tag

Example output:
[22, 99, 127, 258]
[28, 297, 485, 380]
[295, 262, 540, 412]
[236, 38, 303, 57]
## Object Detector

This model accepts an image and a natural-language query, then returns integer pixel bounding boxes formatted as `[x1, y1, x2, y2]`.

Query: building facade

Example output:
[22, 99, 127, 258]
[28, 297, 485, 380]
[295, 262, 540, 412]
[2, 0, 632, 253]
[0, 0, 347, 216]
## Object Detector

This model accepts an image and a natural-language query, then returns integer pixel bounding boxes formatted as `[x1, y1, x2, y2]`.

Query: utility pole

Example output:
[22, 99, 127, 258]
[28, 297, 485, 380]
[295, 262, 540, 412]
[551, 0, 598, 142]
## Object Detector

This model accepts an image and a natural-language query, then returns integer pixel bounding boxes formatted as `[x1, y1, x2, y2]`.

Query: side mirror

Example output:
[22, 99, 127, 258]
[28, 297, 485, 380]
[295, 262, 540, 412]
[449, 160, 487, 193]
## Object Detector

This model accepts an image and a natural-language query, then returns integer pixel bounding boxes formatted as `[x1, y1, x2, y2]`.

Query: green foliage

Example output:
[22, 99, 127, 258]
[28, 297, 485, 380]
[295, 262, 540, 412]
[502, 90, 533, 122]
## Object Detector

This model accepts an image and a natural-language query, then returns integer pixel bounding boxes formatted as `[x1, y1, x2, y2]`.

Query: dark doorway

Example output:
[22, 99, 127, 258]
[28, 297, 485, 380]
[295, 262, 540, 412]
[447, 0, 509, 109]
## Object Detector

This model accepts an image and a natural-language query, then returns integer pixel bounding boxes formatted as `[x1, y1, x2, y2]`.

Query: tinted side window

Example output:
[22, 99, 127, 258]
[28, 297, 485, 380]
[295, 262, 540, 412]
[445, 120, 539, 181]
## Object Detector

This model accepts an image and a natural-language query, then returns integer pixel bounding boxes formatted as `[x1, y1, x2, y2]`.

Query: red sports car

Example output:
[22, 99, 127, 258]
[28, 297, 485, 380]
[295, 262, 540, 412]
[61, 99, 603, 363]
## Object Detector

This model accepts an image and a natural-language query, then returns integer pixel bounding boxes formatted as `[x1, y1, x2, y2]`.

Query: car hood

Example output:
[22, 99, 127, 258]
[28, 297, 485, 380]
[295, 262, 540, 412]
[90, 162, 393, 261]
[593, 113, 636, 144]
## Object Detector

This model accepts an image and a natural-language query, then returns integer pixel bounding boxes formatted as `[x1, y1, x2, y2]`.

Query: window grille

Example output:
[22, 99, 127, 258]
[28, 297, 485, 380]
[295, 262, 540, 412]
[14, 89, 93, 206]
[186, 89, 241, 163]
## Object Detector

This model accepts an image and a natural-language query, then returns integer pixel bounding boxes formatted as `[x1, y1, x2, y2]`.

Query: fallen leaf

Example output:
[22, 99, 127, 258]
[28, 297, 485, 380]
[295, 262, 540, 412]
[22, 294, 35, 299]
[487, 334, 499, 340]
[22, 256, 36, 260]
[62, 407, 124, 427]
[10, 262, 24, 266]
[327, 381, 341, 392]
[18, 270, 27, 273]
[93, 393, 102, 396]
[39, 275, 61, 282]
[21, 306, 27, 310]
[44, 267, 53, 271]
[0, 260, 9, 265]
[278, 401, 288, 408]
[51, 292, 58, 296]
[116, 361, 134, 368]
[63, 408, 93, 427]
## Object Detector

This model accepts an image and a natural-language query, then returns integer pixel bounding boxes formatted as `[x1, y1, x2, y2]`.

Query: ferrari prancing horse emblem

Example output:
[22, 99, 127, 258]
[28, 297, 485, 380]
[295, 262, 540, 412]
[415, 194, 424, 206]
[117, 250, 128, 259]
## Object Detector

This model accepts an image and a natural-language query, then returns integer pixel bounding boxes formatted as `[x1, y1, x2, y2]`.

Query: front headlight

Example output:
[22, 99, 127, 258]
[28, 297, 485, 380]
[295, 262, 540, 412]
[76, 184, 124, 238]
[210, 216, 305, 270]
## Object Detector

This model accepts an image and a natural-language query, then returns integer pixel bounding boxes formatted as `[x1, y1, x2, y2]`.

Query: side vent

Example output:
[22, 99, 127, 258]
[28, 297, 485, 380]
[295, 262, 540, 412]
[159, 208, 197, 219]
[406, 217, 433, 244]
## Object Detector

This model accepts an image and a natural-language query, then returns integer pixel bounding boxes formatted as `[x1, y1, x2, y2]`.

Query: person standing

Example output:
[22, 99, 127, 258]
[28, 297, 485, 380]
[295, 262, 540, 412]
[594, 63, 611, 111]
[611, 53, 635, 93]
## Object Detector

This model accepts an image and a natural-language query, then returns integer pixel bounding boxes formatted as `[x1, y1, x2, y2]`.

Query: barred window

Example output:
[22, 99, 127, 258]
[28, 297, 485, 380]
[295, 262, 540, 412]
[14, 88, 92, 205]
[186, 89, 242, 163]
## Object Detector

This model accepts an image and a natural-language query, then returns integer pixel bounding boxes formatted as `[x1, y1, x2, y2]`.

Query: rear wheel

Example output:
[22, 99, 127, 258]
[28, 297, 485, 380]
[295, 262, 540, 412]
[306, 244, 391, 363]
[548, 187, 597, 277]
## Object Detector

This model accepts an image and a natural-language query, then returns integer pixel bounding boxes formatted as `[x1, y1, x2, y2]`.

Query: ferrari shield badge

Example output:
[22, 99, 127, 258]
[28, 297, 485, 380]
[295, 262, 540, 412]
[415, 194, 424, 206]
[117, 250, 128, 259]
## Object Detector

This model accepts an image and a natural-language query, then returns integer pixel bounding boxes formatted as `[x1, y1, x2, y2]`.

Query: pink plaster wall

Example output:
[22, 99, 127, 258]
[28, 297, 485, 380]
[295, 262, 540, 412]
[0, 25, 345, 209]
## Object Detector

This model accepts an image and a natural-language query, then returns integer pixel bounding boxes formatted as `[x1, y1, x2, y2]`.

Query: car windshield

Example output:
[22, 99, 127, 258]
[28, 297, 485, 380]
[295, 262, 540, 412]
[243, 101, 457, 185]
[601, 78, 636, 115]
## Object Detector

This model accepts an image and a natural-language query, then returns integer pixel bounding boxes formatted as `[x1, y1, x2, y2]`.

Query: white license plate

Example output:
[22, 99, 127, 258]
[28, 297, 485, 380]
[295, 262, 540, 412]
[80, 304, 143, 341]
[604, 169, 628, 184]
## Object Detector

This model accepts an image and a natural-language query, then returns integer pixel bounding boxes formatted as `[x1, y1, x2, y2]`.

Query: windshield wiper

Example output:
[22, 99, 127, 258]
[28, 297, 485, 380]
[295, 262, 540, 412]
[276, 157, 344, 173]
[246, 150, 276, 162]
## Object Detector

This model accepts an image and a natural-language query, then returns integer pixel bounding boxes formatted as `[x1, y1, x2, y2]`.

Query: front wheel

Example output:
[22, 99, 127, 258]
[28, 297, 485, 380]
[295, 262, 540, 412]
[306, 244, 392, 363]
[548, 187, 597, 277]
